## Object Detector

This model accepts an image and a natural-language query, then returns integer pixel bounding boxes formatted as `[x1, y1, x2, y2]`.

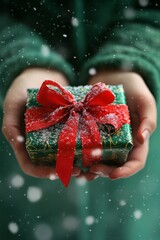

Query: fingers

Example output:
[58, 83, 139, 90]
[2, 120, 56, 178]
[2, 117, 81, 180]
[2, 97, 81, 180]
[108, 140, 149, 179]
[77, 171, 98, 181]
[2, 121, 81, 180]
[2, 88, 56, 179]
[90, 138, 149, 180]
[14, 145, 57, 178]
[90, 164, 115, 177]
[72, 167, 81, 176]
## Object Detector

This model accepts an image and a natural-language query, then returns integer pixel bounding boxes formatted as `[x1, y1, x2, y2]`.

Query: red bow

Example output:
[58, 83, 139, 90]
[26, 80, 130, 187]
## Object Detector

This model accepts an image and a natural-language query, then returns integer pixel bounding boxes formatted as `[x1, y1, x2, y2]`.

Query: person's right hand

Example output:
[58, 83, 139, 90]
[2, 68, 80, 180]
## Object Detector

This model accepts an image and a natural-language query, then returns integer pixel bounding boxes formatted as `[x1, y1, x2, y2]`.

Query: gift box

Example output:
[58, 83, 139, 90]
[25, 80, 133, 186]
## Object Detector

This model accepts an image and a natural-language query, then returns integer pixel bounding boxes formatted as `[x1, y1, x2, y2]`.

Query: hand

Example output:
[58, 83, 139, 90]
[2, 68, 80, 180]
[79, 71, 157, 181]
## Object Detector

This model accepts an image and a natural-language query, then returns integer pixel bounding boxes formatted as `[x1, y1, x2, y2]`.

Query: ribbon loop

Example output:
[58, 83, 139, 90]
[84, 82, 115, 106]
[37, 80, 76, 107]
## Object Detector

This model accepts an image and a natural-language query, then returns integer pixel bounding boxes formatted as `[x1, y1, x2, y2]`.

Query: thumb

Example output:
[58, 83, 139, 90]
[136, 95, 157, 144]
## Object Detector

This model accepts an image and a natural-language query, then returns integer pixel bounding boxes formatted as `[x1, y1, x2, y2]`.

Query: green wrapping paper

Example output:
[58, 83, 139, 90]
[25, 84, 133, 171]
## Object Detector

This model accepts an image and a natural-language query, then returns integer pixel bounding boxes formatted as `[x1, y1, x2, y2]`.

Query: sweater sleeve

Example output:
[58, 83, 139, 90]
[0, 13, 75, 104]
[80, 7, 160, 102]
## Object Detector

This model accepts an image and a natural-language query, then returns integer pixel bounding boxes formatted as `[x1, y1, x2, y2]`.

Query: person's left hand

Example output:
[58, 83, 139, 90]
[78, 71, 157, 181]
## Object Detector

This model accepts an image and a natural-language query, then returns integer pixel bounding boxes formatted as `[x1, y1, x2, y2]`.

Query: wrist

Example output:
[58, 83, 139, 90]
[88, 71, 151, 96]
[17, 67, 69, 87]
[88, 70, 143, 85]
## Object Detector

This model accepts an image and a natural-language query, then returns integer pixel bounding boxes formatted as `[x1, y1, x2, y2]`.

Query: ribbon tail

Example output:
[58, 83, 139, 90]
[81, 110, 102, 167]
[56, 111, 79, 187]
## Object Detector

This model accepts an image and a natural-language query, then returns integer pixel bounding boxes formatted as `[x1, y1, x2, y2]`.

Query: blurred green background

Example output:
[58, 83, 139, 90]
[0, 106, 160, 240]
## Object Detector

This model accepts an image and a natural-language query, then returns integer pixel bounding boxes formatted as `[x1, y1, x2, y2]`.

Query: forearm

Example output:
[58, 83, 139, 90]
[0, 14, 74, 107]
[80, 9, 160, 102]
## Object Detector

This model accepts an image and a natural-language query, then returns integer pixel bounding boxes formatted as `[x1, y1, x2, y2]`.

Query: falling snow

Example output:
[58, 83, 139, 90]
[10, 174, 25, 188]
[27, 186, 43, 203]
[0, 1, 160, 239]
[8, 222, 19, 234]
[85, 216, 95, 225]
[88, 68, 97, 76]
[48, 174, 58, 181]
[62, 216, 80, 231]
[16, 135, 25, 143]
[139, 0, 149, 7]
[91, 148, 102, 158]
[133, 210, 143, 220]
[71, 17, 79, 27]
[76, 177, 87, 186]
[34, 223, 53, 240]
[123, 7, 136, 19]
[41, 45, 50, 57]
[119, 200, 127, 207]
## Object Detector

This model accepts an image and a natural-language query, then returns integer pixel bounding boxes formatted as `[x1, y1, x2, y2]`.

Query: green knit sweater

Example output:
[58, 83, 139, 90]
[0, 0, 160, 104]
[1, 1, 160, 240]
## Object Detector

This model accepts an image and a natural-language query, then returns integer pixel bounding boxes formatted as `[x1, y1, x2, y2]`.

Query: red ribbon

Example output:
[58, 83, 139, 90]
[26, 80, 130, 187]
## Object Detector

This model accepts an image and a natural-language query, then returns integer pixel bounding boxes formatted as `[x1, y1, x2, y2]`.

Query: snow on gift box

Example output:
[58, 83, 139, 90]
[25, 80, 133, 187]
